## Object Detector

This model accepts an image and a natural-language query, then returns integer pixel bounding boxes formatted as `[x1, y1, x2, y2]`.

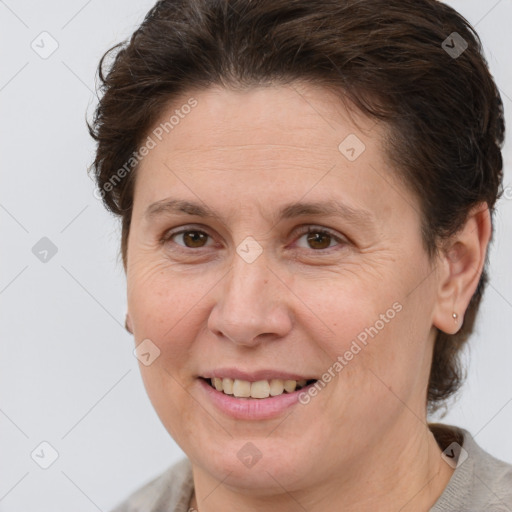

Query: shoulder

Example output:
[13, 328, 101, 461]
[430, 423, 512, 511]
[109, 457, 194, 512]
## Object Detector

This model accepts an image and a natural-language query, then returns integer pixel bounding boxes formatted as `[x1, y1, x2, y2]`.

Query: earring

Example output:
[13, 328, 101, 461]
[452, 312, 458, 322]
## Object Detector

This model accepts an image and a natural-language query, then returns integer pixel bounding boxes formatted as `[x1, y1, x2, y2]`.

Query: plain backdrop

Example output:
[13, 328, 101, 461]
[1, 1, 511, 510]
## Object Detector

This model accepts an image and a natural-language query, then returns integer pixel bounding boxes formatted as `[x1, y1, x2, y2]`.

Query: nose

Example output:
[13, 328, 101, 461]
[207, 250, 293, 347]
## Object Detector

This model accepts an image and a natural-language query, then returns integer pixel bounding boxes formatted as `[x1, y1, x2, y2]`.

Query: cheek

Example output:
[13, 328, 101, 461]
[138, 363, 198, 447]
[298, 261, 427, 390]
[294, 268, 401, 342]
[128, 264, 204, 432]
[127, 258, 214, 362]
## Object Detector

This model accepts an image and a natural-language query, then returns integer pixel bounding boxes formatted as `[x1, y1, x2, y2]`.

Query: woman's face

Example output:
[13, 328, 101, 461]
[126, 83, 442, 491]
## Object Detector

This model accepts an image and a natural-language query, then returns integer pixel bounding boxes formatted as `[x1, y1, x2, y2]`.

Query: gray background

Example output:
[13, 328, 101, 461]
[1, 0, 511, 510]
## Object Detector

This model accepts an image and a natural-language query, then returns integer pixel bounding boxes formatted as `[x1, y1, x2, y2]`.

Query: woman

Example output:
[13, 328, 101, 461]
[88, 0, 512, 510]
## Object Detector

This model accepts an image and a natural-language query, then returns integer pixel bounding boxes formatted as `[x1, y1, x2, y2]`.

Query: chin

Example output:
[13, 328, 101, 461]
[188, 435, 312, 492]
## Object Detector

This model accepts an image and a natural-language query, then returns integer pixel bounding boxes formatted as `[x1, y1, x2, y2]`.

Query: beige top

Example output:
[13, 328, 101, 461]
[110, 423, 512, 511]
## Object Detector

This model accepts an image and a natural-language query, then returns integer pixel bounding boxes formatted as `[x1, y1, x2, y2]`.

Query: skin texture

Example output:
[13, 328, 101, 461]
[124, 83, 491, 511]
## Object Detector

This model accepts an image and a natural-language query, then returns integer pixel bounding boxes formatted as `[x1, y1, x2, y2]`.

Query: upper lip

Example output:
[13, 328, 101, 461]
[200, 368, 317, 382]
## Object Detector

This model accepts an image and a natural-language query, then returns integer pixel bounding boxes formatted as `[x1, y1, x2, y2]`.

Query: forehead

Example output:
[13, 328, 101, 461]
[131, 83, 412, 228]
[146, 83, 376, 154]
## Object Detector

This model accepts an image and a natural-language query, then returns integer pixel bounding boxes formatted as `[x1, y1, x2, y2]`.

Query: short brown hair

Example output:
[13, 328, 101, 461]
[88, 0, 505, 412]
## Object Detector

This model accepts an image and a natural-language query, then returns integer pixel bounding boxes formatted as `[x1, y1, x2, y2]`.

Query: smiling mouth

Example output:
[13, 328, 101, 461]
[201, 377, 317, 399]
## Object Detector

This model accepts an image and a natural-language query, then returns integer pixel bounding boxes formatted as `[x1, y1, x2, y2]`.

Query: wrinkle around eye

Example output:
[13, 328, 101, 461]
[160, 227, 349, 256]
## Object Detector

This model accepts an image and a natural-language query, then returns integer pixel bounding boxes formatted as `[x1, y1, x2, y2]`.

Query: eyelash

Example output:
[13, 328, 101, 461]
[160, 225, 347, 253]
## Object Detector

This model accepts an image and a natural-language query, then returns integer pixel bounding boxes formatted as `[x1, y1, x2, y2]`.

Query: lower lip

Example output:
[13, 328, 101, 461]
[198, 378, 315, 420]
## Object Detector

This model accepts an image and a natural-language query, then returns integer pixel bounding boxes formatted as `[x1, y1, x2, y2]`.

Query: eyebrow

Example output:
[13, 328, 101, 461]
[144, 197, 374, 228]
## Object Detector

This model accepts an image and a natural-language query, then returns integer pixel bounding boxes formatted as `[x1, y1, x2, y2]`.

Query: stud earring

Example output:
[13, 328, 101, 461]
[452, 312, 458, 321]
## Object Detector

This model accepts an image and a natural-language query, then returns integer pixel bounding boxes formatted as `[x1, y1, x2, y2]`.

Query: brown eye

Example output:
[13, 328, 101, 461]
[163, 229, 212, 249]
[306, 231, 332, 250]
[181, 231, 208, 248]
[295, 226, 345, 251]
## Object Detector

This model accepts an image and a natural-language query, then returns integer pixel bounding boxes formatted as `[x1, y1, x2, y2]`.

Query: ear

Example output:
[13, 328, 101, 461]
[125, 313, 134, 334]
[432, 202, 492, 335]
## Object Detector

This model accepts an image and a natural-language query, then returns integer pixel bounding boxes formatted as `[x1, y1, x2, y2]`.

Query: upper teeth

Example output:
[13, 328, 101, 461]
[211, 378, 309, 398]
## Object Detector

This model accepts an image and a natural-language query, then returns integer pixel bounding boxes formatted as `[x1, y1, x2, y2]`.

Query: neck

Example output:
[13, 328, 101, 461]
[189, 422, 454, 512]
